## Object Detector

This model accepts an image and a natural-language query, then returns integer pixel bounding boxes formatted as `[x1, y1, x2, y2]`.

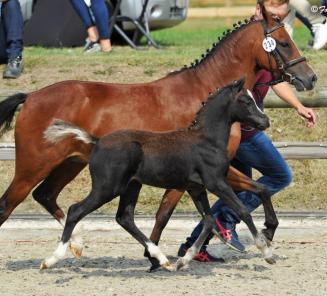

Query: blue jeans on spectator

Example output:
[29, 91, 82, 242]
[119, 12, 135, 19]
[187, 131, 292, 244]
[69, 0, 109, 39]
[1, 0, 23, 59]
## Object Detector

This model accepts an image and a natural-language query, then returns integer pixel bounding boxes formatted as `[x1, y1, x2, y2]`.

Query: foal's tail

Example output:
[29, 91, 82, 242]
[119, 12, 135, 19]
[44, 119, 98, 145]
[0, 93, 28, 136]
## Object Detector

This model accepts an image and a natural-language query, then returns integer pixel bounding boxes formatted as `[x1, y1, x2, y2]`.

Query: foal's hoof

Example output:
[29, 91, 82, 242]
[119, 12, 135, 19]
[175, 258, 189, 271]
[148, 263, 161, 273]
[40, 260, 48, 270]
[265, 256, 276, 265]
[70, 243, 83, 259]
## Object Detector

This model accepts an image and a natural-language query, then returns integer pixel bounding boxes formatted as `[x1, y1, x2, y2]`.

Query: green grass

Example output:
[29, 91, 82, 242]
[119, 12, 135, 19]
[0, 17, 326, 214]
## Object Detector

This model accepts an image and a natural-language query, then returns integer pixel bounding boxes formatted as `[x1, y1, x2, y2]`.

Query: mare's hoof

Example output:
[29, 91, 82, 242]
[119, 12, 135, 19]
[161, 262, 176, 272]
[70, 244, 83, 259]
[40, 260, 48, 270]
[265, 257, 276, 265]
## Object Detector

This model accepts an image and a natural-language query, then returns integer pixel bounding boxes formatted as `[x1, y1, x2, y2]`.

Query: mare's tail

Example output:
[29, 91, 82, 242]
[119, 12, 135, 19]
[0, 93, 28, 136]
[44, 119, 98, 145]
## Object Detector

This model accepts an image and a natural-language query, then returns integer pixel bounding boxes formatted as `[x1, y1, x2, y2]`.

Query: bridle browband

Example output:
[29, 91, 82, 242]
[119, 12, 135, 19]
[257, 19, 306, 87]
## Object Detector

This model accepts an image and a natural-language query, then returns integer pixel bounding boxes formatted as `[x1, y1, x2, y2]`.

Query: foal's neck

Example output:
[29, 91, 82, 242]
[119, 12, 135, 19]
[192, 90, 234, 148]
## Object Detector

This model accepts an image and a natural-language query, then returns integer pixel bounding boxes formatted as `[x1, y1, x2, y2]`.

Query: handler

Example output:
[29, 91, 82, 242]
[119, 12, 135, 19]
[0, 0, 24, 79]
[178, 0, 317, 262]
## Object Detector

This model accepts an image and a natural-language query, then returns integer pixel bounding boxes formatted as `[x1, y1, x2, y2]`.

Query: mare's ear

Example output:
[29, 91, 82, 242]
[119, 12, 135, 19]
[232, 77, 246, 94]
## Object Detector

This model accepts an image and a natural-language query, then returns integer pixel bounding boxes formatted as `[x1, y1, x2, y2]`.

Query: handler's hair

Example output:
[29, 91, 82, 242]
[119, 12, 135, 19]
[257, 0, 289, 5]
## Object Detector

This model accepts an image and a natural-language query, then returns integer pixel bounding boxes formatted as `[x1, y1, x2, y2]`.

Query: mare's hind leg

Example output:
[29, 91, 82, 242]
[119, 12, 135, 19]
[32, 158, 87, 223]
[227, 166, 279, 242]
[116, 181, 175, 272]
[176, 185, 214, 270]
[32, 158, 87, 258]
[0, 161, 59, 227]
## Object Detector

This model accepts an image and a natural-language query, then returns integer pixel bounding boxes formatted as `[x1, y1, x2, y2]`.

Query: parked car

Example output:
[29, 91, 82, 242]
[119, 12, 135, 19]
[19, 0, 189, 31]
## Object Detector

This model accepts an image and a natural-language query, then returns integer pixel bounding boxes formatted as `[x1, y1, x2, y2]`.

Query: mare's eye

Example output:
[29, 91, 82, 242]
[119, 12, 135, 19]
[279, 41, 289, 48]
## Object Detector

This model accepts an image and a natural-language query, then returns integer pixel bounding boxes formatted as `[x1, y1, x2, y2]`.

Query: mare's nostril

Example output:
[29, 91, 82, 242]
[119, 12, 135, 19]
[312, 74, 318, 86]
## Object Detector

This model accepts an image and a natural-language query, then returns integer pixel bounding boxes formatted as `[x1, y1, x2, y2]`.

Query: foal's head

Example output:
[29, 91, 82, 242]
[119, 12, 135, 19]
[254, 11, 317, 91]
[230, 78, 270, 130]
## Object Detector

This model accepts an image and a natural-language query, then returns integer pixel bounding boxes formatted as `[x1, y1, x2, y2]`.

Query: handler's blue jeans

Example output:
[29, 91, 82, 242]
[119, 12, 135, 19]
[1, 0, 24, 59]
[70, 0, 110, 39]
[188, 131, 293, 244]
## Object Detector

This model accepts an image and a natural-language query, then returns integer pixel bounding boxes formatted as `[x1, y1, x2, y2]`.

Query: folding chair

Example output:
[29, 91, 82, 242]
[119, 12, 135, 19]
[108, 0, 160, 49]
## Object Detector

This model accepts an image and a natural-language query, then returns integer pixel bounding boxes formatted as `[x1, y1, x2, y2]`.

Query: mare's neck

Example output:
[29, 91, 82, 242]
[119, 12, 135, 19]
[170, 22, 260, 98]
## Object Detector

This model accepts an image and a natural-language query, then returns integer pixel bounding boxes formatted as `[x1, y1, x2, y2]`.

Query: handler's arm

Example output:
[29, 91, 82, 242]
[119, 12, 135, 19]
[271, 82, 317, 128]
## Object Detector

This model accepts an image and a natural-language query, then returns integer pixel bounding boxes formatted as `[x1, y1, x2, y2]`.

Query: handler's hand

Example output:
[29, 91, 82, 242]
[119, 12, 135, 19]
[297, 106, 316, 128]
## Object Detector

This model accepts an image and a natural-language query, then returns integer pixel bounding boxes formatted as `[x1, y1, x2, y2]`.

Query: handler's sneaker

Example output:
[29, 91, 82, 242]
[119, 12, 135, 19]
[193, 249, 225, 263]
[214, 217, 246, 253]
[3, 56, 23, 79]
[177, 243, 224, 263]
[312, 20, 327, 50]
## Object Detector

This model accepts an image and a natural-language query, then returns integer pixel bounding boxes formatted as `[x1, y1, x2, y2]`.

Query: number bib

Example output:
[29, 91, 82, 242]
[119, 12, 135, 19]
[262, 37, 277, 52]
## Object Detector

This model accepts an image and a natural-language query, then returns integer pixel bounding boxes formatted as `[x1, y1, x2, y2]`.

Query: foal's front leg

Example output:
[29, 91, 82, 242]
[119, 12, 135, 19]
[206, 178, 275, 264]
[227, 166, 279, 242]
[176, 186, 215, 270]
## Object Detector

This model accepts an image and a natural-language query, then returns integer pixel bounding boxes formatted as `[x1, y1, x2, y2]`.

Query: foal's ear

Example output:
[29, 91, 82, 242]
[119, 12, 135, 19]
[232, 77, 246, 94]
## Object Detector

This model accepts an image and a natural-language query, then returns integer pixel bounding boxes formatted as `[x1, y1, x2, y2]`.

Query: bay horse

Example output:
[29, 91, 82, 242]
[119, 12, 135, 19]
[0, 13, 316, 257]
[41, 79, 271, 271]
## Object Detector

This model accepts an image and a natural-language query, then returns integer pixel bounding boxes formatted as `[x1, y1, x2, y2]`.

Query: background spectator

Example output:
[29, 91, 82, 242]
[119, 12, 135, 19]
[0, 0, 24, 79]
[69, 0, 112, 53]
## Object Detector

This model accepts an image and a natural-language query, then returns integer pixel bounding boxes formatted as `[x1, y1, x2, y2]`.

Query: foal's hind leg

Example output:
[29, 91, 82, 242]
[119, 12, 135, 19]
[176, 185, 215, 270]
[32, 159, 87, 258]
[116, 181, 175, 272]
[41, 185, 116, 269]
[227, 166, 279, 242]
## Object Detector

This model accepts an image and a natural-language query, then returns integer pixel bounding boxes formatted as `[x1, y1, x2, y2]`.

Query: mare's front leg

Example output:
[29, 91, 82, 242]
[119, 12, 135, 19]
[116, 181, 175, 272]
[144, 189, 185, 271]
[176, 185, 215, 270]
[206, 176, 275, 264]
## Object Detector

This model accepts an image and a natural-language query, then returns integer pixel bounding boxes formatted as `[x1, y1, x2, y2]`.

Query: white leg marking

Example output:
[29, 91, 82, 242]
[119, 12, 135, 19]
[146, 242, 169, 266]
[255, 233, 275, 264]
[59, 218, 84, 258]
[176, 245, 197, 270]
[41, 242, 69, 269]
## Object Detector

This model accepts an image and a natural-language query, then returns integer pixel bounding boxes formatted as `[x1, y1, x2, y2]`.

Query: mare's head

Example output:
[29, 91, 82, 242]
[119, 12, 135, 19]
[230, 78, 270, 130]
[254, 10, 317, 91]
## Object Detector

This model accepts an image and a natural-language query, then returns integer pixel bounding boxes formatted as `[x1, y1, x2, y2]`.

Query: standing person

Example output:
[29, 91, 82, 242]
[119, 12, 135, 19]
[0, 0, 24, 79]
[178, 0, 317, 262]
[69, 0, 112, 53]
[285, 0, 327, 50]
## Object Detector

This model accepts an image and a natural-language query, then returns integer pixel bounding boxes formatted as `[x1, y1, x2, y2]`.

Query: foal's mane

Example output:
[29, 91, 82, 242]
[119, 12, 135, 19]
[168, 19, 259, 76]
[188, 86, 230, 130]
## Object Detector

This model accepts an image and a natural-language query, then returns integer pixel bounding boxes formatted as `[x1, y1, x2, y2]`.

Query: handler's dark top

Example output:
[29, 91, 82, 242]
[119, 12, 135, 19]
[241, 70, 273, 142]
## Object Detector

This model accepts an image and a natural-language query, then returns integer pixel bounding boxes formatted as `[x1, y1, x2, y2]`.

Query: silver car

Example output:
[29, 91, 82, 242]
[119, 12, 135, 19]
[19, 0, 189, 31]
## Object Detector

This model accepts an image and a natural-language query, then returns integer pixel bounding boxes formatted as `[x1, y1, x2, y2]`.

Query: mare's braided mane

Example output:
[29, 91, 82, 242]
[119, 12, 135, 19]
[169, 19, 259, 76]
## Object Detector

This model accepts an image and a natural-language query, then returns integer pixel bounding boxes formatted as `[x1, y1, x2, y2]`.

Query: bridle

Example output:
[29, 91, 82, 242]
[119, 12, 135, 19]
[258, 19, 306, 86]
